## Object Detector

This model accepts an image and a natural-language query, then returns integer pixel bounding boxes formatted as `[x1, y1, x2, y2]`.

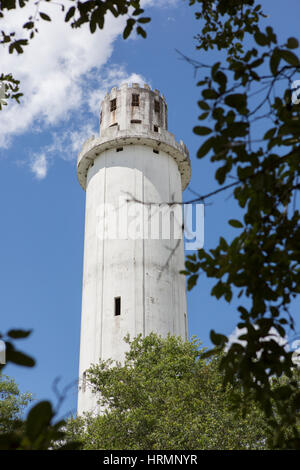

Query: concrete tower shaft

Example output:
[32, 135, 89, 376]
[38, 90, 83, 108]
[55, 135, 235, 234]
[77, 83, 191, 415]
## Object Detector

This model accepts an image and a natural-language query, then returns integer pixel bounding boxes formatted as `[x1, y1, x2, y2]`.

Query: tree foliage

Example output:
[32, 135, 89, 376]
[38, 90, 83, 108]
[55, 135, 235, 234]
[0, 330, 81, 449]
[65, 334, 269, 450]
[0, 0, 149, 49]
[0, 0, 150, 106]
[0, 373, 32, 433]
[0, 398, 82, 449]
[182, 0, 300, 449]
[0, 329, 35, 370]
[0, 74, 22, 110]
[189, 0, 266, 59]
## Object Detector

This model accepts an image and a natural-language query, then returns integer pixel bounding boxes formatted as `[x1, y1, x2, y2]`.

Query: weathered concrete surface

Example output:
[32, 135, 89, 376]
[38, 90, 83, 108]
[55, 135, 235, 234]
[77, 84, 190, 415]
[77, 83, 190, 191]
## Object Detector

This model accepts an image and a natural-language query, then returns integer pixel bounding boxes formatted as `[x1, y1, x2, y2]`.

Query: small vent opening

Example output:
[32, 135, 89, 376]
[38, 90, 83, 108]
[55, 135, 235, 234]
[82, 371, 86, 393]
[132, 94, 140, 106]
[110, 98, 117, 111]
[114, 297, 121, 316]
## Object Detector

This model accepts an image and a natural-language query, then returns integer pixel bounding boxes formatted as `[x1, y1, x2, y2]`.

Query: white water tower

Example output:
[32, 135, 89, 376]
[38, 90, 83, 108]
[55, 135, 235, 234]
[77, 83, 191, 414]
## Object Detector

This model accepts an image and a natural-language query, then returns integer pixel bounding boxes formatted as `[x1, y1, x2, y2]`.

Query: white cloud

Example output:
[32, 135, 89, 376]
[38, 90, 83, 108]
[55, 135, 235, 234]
[227, 325, 300, 367]
[0, 3, 124, 148]
[227, 326, 247, 349]
[228, 325, 288, 349]
[0, 2, 162, 146]
[86, 67, 148, 116]
[30, 153, 48, 180]
[0, 0, 178, 178]
[33, 67, 148, 169]
[291, 337, 300, 367]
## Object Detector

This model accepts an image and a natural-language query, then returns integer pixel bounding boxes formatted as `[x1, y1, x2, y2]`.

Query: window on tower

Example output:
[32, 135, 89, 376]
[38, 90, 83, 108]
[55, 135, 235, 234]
[82, 371, 86, 393]
[110, 98, 117, 111]
[132, 94, 139, 106]
[154, 125, 159, 132]
[154, 100, 160, 113]
[114, 297, 121, 316]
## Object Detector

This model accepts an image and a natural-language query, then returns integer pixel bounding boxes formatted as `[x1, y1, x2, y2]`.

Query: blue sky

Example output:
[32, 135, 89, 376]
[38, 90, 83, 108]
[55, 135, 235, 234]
[1, 0, 300, 419]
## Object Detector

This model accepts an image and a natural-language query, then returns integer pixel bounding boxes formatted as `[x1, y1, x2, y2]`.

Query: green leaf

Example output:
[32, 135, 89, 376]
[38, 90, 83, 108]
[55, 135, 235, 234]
[200, 348, 220, 359]
[211, 61, 221, 77]
[266, 26, 277, 44]
[279, 49, 300, 66]
[254, 32, 268, 46]
[130, 0, 140, 8]
[224, 93, 247, 112]
[65, 6, 75, 23]
[23, 21, 34, 29]
[226, 121, 248, 137]
[26, 401, 53, 442]
[39, 12, 51, 21]
[287, 37, 299, 49]
[264, 128, 276, 140]
[198, 112, 209, 120]
[187, 274, 198, 291]
[210, 330, 227, 347]
[228, 219, 243, 228]
[211, 281, 226, 299]
[198, 100, 210, 111]
[270, 49, 281, 75]
[123, 18, 135, 39]
[132, 8, 144, 16]
[238, 306, 249, 318]
[90, 17, 96, 33]
[197, 137, 215, 159]
[215, 165, 228, 184]
[7, 329, 32, 339]
[202, 89, 218, 100]
[214, 71, 227, 92]
[136, 26, 146, 38]
[137, 17, 151, 24]
[219, 237, 228, 251]
[7, 349, 35, 367]
[225, 290, 232, 303]
[193, 126, 212, 136]
[8, 39, 28, 54]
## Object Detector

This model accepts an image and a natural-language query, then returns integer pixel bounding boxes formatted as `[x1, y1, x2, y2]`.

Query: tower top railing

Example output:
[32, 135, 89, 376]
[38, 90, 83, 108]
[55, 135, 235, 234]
[104, 83, 166, 102]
